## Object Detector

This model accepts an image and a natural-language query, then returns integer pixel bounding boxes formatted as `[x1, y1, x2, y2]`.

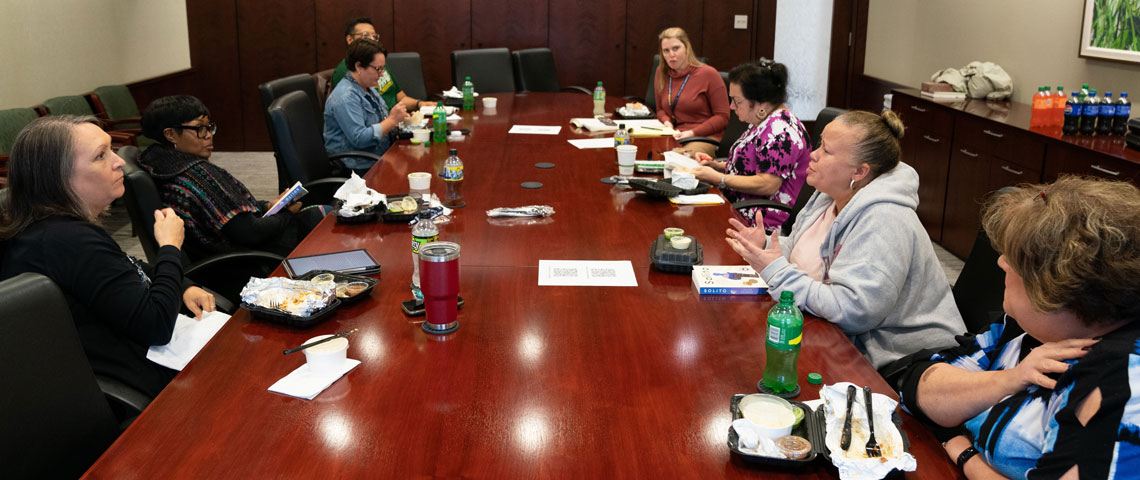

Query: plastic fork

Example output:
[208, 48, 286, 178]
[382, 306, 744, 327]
[863, 386, 882, 458]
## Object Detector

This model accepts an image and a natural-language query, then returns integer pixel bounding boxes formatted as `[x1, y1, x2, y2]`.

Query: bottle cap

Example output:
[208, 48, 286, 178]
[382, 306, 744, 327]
[597, 81, 603, 85]
[449, 148, 458, 155]
[807, 373, 823, 384]
[779, 290, 795, 303]
[465, 76, 471, 81]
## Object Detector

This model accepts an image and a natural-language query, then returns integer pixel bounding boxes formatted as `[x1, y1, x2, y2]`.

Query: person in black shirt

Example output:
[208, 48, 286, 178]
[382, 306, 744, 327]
[0, 115, 215, 397]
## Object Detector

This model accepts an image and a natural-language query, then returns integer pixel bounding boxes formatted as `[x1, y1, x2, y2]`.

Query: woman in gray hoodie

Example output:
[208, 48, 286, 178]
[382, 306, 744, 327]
[726, 110, 965, 369]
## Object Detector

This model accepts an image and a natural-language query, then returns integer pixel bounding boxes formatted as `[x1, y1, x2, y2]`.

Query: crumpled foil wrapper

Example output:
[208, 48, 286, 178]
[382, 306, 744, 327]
[240, 277, 335, 317]
[485, 205, 555, 217]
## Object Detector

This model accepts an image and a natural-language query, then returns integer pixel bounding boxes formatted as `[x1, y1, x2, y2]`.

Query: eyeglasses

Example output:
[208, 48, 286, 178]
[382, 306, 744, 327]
[731, 96, 748, 108]
[352, 32, 380, 41]
[366, 63, 385, 74]
[173, 122, 217, 139]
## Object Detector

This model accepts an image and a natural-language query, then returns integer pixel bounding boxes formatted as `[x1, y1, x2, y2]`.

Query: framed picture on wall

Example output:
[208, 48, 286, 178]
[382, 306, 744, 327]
[1080, 0, 1140, 64]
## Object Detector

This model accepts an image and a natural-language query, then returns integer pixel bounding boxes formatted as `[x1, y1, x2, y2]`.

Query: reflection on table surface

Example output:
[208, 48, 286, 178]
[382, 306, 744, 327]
[84, 93, 960, 479]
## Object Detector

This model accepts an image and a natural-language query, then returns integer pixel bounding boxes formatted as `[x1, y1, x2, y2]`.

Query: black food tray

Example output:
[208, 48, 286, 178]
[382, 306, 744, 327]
[381, 194, 419, 223]
[334, 202, 380, 224]
[650, 234, 702, 273]
[728, 395, 825, 467]
[627, 178, 711, 198]
[242, 297, 341, 328]
[296, 270, 378, 306]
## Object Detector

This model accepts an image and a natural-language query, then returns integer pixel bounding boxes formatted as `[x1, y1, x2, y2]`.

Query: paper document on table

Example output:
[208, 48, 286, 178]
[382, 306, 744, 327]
[146, 311, 231, 371]
[510, 125, 562, 135]
[670, 194, 726, 205]
[567, 138, 615, 149]
[538, 260, 638, 287]
[569, 117, 617, 133]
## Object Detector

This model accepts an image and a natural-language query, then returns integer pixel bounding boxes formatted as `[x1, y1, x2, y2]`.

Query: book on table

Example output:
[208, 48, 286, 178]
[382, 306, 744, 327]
[691, 265, 768, 295]
[263, 181, 309, 217]
[919, 90, 967, 101]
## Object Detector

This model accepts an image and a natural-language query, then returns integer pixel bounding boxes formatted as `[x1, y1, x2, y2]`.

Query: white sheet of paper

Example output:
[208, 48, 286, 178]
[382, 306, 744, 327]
[268, 359, 361, 400]
[670, 194, 726, 205]
[567, 138, 616, 149]
[146, 311, 231, 371]
[537, 260, 638, 287]
[510, 125, 562, 135]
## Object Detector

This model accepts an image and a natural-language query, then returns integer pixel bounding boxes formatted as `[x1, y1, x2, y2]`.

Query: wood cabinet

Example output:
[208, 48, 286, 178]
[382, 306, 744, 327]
[548, 0, 626, 92]
[314, 0, 396, 72]
[624, 0, 705, 102]
[471, 0, 547, 51]
[893, 88, 1140, 259]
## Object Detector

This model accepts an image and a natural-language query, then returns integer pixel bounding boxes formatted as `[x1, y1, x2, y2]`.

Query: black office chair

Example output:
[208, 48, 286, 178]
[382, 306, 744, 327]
[268, 90, 375, 205]
[451, 48, 516, 94]
[387, 52, 429, 101]
[510, 48, 591, 94]
[0, 273, 121, 479]
[952, 188, 1017, 334]
[120, 148, 280, 306]
[259, 74, 324, 192]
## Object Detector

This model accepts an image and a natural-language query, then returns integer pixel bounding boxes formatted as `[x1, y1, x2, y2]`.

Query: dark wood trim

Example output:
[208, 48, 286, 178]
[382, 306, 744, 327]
[826, 0, 854, 108]
[754, 0, 776, 60]
[126, 68, 197, 90]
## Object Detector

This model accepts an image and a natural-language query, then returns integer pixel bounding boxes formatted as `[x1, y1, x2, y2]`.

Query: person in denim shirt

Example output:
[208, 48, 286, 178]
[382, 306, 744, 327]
[324, 38, 408, 174]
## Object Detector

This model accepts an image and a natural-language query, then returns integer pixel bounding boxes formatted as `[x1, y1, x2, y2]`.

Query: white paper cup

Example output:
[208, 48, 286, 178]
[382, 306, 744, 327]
[408, 172, 432, 192]
[618, 165, 634, 176]
[616, 144, 637, 170]
[482, 97, 497, 108]
[303, 335, 348, 374]
[412, 129, 430, 144]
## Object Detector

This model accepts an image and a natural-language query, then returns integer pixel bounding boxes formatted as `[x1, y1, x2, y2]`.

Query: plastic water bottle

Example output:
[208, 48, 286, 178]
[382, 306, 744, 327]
[432, 101, 447, 143]
[1081, 89, 1099, 135]
[1114, 92, 1131, 136]
[1063, 91, 1082, 135]
[761, 291, 803, 394]
[411, 203, 439, 301]
[1031, 87, 1049, 128]
[593, 81, 606, 116]
[1053, 86, 1066, 127]
[614, 123, 629, 146]
[442, 148, 464, 208]
[1098, 92, 1116, 135]
[462, 76, 474, 111]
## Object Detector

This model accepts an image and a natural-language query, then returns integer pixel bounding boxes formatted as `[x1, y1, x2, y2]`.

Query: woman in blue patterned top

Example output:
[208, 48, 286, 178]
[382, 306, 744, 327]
[889, 176, 1140, 478]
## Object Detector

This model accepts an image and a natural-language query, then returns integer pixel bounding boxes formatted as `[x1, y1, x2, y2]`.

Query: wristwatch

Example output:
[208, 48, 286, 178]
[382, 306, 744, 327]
[956, 445, 979, 469]
[718, 174, 727, 190]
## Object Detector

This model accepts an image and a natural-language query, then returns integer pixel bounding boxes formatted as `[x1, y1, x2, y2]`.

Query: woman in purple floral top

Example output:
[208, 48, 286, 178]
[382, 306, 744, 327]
[691, 59, 810, 231]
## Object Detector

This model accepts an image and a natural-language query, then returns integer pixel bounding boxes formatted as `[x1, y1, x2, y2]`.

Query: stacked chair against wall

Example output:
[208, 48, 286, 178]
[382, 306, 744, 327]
[450, 48, 516, 94]
[258, 74, 325, 192]
[118, 146, 280, 306]
[267, 91, 364, 206]
[0, 107, 39, 188]
[729, 107, 846, 235]
[40, 94, 140, 147]
[386, 52, 429, 101]
[88, 85, 157, 149]
[510, 48, 591, 94]
[0, 273, 122, 479]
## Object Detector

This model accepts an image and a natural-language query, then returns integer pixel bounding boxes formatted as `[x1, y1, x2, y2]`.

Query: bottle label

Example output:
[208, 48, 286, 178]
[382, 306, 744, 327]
[443, 164, 464, 181]
[1120, 105, 1132, 116]
[766, 323, 803, 350]
[594, 90, 605, 101]
[1065, 104, 1082, 116]
[1086, 105, 1099, 116]
[1102, 104, 1116, 116]
[412, 234, 438, 254]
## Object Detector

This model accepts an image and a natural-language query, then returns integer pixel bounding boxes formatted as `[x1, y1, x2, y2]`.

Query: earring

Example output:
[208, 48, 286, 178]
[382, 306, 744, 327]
[849, 178, 856, 190]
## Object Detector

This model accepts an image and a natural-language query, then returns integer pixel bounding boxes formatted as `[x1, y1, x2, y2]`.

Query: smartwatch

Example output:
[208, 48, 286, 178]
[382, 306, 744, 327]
[718, 174, 727, 190]
[956, 445, 979, 469]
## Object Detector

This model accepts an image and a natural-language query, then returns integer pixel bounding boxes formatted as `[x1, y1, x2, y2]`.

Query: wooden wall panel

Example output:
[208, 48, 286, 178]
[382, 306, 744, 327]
[625, 0, 705, 100]
[548, 0, 627, 94]
[393, 0, 472, 95]
[314, 0, 395, 72]
[236, 0, 318, 150]
[471, 0, 547, 50]
[701, 0, 755, 73]
[754, 0, 777, 60]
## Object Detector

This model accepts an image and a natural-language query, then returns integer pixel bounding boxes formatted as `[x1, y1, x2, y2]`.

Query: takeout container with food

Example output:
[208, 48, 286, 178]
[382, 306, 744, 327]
[650, 234, 702, 273]
[728, 386, 915, 477]
[296, 270, 377, 306]
[240, 277, 341, 327]
[626, 178, 712, 198]
[381, 194, 421, 222]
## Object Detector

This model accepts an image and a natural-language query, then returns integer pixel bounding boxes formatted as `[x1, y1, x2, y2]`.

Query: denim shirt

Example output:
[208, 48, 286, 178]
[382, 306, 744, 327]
[323, 72, 393, 170]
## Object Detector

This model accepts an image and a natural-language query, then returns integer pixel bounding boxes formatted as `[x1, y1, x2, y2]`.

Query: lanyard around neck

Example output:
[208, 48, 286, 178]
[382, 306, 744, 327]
[668, 73, 692, 122]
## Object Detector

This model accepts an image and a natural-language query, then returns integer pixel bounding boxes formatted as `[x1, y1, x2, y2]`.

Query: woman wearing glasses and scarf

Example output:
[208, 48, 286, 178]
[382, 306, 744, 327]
[138, 95, 326, 260]
[689, 59, 810, 232]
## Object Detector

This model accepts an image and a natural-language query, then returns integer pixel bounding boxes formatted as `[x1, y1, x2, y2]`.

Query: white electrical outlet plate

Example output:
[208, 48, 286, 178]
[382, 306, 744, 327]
[734, 15, 748, 29]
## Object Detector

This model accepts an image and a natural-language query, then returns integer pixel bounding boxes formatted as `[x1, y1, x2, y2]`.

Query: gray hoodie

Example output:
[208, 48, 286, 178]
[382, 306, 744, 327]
[760, 162, 965, 368]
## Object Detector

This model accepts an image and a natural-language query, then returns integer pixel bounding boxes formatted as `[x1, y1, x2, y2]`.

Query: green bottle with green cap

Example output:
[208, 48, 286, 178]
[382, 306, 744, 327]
[762, 291, 803, 394]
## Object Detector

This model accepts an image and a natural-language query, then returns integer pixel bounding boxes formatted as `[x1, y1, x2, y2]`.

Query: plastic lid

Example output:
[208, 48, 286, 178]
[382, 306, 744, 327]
[465, 76, 471, 80]
[1072, 91, 1080, 96]
[779, 290, 795, 303]
[1084, 83, 1090, 87]
[1057, 86, 1064, 89]
[807, 373, 823, 384]
[1106, 92, 1113, 96]
[1091, 89, 1097, 94]
[449, 148, 458, 155]
[597, 81, 603, 85]
[1122, 92, 1129, 97]
[619, 123, 626, 128]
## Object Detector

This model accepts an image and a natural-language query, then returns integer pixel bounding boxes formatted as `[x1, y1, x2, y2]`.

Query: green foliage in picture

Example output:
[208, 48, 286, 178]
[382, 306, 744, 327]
[1091, 0, 1140, 51]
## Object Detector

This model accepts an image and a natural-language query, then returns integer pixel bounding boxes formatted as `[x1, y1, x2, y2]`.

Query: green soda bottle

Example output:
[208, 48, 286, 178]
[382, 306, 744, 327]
[432, 101, 447, 143]
[761, 291, 803, 394]
[462, 76, 475, 111]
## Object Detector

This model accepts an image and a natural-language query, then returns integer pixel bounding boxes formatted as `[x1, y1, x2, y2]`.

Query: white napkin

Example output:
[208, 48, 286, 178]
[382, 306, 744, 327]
[332, 172, 386, 216]
[671, 170, 698, 190]
[820, 382, 917, 479]
[446, 113, 462, 122]
[442, 86, 479, 98]
[669, 194, 725, 205]
[731, 418, 786, 457]
[419, 105, 458, 115]
[663, 151, 701, 170]
[146, 311, 231, 371]
[268, 359, 361, 400]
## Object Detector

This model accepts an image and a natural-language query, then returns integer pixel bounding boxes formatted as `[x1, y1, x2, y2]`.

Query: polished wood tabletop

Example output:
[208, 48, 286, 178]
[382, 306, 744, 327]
[84, 93, 961, 479]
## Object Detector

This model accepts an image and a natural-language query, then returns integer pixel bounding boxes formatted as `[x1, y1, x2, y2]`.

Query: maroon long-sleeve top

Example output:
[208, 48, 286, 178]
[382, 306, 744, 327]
[654, 64, 730, 139]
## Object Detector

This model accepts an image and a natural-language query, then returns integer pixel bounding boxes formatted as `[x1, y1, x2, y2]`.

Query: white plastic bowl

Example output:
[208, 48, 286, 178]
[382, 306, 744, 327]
[739, 394, 795, 439]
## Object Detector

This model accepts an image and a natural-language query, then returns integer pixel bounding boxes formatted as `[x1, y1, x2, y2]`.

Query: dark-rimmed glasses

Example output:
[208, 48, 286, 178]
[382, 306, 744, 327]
[352, 32, 380, 41]
[173, 123, 217, 139]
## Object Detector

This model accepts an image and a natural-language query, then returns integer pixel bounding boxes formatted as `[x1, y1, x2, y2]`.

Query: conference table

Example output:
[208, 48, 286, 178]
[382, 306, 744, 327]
[84, 93, 961, 479]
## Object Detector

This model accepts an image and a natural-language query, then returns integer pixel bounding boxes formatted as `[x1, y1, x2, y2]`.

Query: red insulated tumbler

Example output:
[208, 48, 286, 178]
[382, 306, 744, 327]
[418, 241, 461, 334]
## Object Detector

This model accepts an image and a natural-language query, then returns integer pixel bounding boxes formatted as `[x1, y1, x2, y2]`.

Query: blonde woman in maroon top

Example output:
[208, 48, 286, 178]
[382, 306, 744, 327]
[654, 27, 730, 157]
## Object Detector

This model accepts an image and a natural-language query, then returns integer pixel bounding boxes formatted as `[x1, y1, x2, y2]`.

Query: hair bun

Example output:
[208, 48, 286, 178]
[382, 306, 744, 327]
[880, 109, 905, 139]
